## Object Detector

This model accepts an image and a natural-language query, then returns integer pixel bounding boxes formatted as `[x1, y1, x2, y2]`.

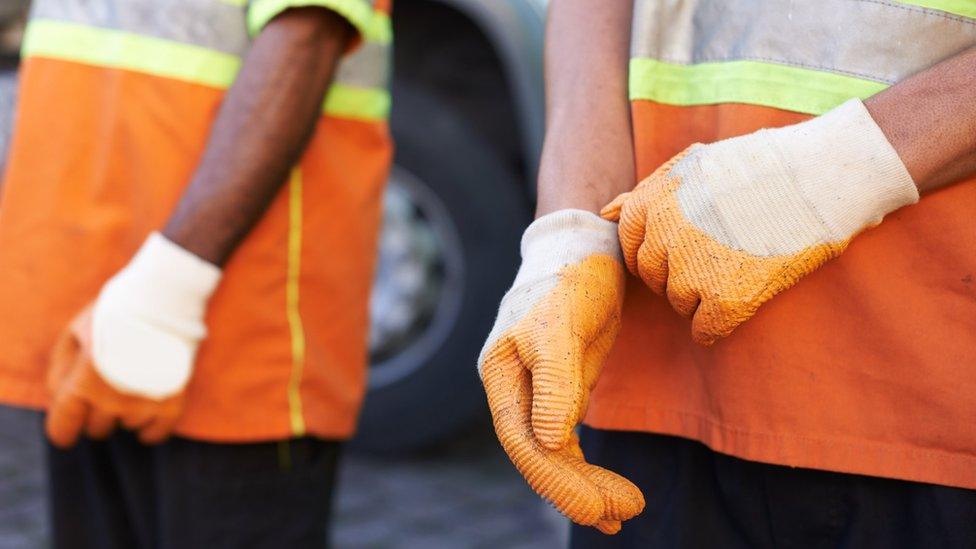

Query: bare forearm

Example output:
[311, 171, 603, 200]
[866, 46, 976, 193]
[163, 7, 352, 265]
[535, 0, 634, 217]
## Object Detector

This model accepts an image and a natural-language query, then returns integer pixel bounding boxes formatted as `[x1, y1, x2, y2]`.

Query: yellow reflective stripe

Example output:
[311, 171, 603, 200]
[23, 19, 240, 89]
[217, 0, 248, 5]
[630, 58, 889, 116]
[323, 83, 390, 120]
[365, 11, 392, 44]
[286, 168, 308, 437]
[248, 0, 386, 42]
[24, 20, 389, 120]
[896, 0, 976, 18]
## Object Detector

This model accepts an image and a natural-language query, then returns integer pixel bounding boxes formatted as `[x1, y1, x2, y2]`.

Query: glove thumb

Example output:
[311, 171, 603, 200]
[600, 192, 629, 222]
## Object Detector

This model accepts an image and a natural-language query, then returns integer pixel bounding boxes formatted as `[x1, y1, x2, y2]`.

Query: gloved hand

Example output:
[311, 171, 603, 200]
[602, 98, 919, 345]
[479, 210, 644, 534]
[46, 233, 221, 447]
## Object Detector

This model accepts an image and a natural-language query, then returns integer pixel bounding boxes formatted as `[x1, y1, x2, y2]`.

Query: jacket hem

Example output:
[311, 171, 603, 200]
[173, 415, 358, 443]
[583, 401, 976, 490]
[0, 377, 47, 410]
[0, 375, 358, 443]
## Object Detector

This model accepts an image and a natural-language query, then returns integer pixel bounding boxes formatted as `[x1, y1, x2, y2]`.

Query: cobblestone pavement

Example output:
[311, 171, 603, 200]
[0, 408, 566, 548]
[0, 409, 47, 549]
[334, 423, 567, 549]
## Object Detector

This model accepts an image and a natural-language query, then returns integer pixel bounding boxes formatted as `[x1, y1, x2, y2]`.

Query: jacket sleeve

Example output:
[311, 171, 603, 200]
[247, 0, 378, 50]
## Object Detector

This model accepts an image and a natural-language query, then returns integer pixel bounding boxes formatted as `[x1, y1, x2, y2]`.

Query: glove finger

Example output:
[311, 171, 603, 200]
[617, 197, 649, 276]
[137, 393, 184, 445]
[581, 316, 620, 389]
[47, 323, 82, 395]
[46, 393, 89, 449]
[599, 192, 630, 222]
[528, 256, 623, 450]
[665, 265, 701, 318]
[577, 459, 645, 522]
[595, 520, 622, 535]
[482, 349, 606, 526]
[635, 235, 669, 295]
[690, 297, 740, 346]
[84, 409, 117, 440]
[137, 414, 177, 445]
[576, 317, 622, 420]
[526, 327, 584, 451]
[120, 404, 156, 432]
[563, 430, 645, 523]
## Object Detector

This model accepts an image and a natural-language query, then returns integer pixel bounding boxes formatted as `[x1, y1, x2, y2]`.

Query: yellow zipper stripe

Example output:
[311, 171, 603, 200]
[285, 168, 307, 437]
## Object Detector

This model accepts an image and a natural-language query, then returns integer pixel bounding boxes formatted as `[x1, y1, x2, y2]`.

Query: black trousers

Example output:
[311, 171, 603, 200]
[571, 427, 976, 549]
[46, 431, 341, 549]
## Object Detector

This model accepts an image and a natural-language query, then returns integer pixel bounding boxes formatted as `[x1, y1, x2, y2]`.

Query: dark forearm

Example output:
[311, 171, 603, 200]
[866, 46, 976, 194]
[163, 7, 353, 265]
[535, 0, 635, 217]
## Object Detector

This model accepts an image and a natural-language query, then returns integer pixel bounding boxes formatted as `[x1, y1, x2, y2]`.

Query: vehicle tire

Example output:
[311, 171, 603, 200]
[351, 83, 529, 453]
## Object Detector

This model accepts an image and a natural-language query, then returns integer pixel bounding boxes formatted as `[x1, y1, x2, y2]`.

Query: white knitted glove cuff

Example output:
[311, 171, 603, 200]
[767, 98, 919, 238]
[516, 209, 621, 284]
[674, 99, 918, 256]
[478, 209, 620, 376]
[92, 233, 222, 399]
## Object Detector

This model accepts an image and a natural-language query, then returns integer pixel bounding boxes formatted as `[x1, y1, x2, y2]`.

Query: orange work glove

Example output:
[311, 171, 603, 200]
[479, 210, 644, 534]
[46, 308, 185, 446]
[46, 233, 221, 447]
[602, 99, 918, 345]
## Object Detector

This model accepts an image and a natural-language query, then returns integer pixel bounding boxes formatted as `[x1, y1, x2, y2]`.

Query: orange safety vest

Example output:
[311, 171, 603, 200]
[0, 0, 393, 442]
[586, 0, 976, 489]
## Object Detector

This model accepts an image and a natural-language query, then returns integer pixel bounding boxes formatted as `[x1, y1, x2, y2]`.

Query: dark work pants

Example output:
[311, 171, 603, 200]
[46, 430, 341, 549]
[571, 427, 976, 549]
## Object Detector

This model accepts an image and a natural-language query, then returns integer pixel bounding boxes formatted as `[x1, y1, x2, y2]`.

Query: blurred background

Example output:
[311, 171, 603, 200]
[0, 0, 572, 547]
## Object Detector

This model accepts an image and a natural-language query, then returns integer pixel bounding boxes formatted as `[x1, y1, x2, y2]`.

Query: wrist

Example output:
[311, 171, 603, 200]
[103, 233, 222, 323]
[534, 176, 611, 219]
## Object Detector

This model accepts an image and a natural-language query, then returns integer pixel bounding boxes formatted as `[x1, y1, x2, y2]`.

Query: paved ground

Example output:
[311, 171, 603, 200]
[0, 407, 567, 548]
[0, 409, 47, 549]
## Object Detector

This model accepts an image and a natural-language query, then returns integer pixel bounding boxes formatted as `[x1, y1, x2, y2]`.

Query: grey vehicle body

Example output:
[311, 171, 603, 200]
[430, 0, 547, 179]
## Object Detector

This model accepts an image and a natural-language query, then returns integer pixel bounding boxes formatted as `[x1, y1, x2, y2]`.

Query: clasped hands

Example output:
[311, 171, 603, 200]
[481, 98, 918, 533]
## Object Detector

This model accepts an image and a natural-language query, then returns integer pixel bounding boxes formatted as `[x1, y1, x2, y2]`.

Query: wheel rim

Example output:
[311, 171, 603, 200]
[368, 165, 465, 388]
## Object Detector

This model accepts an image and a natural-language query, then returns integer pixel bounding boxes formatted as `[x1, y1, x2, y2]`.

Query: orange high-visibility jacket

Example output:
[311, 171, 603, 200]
[586, 0, 976, 489]
[0, 0, 393, 442]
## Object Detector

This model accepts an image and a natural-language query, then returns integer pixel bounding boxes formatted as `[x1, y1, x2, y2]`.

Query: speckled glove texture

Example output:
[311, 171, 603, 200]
[603, 99, 918, 345]
[46, 233, 220, 447]
[479, 210, 644, 534]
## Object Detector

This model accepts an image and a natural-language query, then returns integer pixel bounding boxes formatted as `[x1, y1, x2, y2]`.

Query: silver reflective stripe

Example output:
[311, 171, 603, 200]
[334, 40, 390, 89]
[632, 0, 976, 85]
[30, 0, 249, 55]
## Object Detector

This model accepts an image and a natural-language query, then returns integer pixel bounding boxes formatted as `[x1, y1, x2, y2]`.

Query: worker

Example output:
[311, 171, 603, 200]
[480, 0, 976, 546]
[0, 1, 392, 547]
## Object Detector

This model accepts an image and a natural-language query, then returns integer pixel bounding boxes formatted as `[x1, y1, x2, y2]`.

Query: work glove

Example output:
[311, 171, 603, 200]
[479, 210, 644, 534]
[46, 233, 221, 447]
[602, 98, 919, 345]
